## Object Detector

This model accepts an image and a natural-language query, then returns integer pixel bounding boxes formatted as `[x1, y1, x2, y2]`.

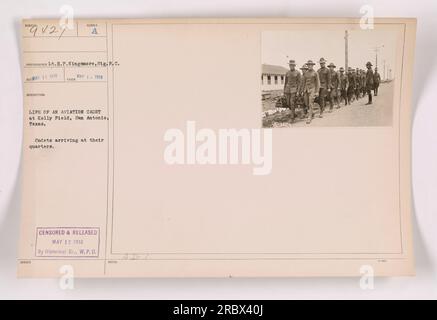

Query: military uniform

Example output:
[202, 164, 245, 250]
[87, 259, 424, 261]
[359, 69, 366, 97]
[328, 64, 340, 110]
[283, 60, 302, 121]
[355, 69, 361, 100]
[339, 68, 349, 105]
[373, 70, 381, 96]
[317, 58, 331, 116]
[301, 60, 320, 124]
[363, 71, 367, 94]
[299, 64, 309, 117]
[347, 69, 356, 102]
[365, 62, 374, 105]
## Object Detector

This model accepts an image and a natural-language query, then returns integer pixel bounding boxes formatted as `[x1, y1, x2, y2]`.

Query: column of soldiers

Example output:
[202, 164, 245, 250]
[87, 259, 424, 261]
[283, 58, 381, 124]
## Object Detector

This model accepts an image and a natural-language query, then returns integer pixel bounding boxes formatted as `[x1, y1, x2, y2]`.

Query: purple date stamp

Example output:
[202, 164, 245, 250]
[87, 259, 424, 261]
[35, 227, 100, 257]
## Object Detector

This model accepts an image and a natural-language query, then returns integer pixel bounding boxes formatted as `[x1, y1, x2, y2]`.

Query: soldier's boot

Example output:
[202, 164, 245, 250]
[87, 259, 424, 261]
[366, 95, 373, 105]
[289, 108, 296, 123]
[306, 115, 312, 124]
[318, 104, 324, 117]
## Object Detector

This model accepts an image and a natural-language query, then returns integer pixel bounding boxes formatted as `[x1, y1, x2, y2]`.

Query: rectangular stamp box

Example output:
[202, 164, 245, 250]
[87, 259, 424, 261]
[35, 227, 100, 258]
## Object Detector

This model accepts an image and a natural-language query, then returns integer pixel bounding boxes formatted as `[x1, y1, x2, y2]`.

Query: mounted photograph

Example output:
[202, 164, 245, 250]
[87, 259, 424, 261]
[261, 29, 399, 127]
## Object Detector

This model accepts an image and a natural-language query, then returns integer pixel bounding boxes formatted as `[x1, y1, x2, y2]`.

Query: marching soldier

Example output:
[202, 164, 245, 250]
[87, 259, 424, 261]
[300, 63, 308, 74]
[301, 60, 320, 124]
[361, 69, 367, 97]
[328, 63, 340, 110]
[365, 61, 374, 105]
[299, 63, 309, 118]
[283, 59, 302, 123]
[317, 57, 331, 118]
[347, 67, 356, 103]
[355, 68, 361, 100]
[373, 67, 381, 96]
[338, 67, 349, 105]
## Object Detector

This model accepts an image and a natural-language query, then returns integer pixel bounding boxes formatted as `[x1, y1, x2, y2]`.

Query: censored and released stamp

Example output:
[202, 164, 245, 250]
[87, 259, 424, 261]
[35, 227, 100, 258]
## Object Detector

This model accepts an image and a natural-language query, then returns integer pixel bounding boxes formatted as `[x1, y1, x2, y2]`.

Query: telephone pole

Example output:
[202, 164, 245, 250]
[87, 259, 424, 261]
[344, 30, 349, 70]
[371, 45, 384, 69]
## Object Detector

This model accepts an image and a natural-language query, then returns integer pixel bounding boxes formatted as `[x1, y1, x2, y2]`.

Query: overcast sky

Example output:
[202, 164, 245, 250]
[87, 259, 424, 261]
[262, 29, 398, 76]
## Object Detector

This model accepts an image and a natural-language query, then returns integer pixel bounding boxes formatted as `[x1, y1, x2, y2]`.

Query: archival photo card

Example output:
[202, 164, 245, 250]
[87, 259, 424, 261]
[18, 18, 416, 277]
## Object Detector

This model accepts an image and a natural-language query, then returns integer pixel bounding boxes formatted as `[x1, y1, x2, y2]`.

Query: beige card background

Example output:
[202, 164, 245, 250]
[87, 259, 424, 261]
[18, 18, 416, 277]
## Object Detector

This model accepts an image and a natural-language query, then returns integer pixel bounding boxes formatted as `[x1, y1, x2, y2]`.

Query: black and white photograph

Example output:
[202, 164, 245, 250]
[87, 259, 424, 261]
[261, 29, 398, 127]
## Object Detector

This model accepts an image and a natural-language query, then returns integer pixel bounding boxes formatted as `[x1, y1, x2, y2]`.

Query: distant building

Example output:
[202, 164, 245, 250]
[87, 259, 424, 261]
[261, 64, 288, 91]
